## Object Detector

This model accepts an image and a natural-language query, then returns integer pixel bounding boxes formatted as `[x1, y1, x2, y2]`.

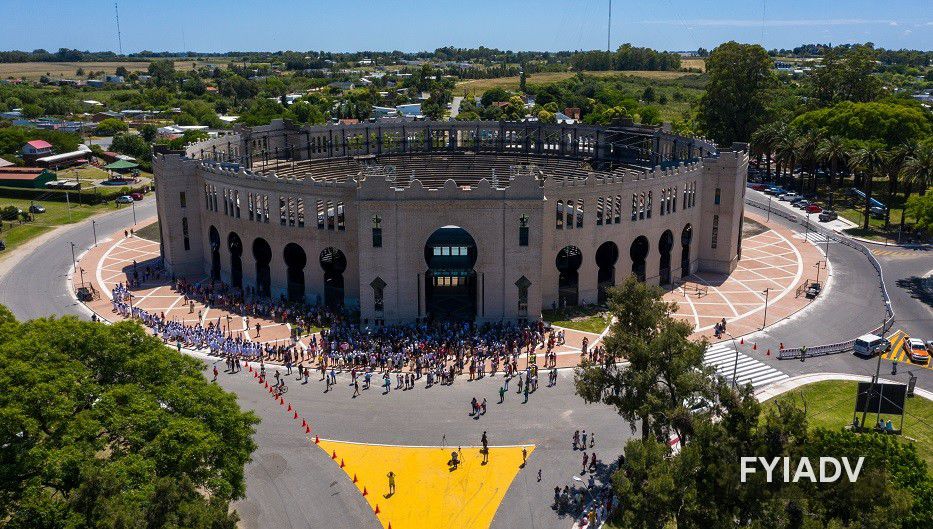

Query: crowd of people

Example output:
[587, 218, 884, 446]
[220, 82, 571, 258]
[111, 272, 582, 391]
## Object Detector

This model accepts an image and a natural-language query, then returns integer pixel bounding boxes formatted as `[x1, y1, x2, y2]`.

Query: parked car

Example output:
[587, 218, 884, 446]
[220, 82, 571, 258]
[779, 192, 800, 202]
[28, 204, 45, 213]
[765, 186, 786, 196]
[0, 240, 5, 251]
[805, 204, 823, 214]
[906, 338, 930, 364]
[795, 199, 811, 209]
[115, 195, 134, 204]
[869, 205, 887, 219]
[130, 192, 144, 201]
[0, 206, 23, 220]
[819, 209, 838, 221]
[853, 333, 891, 357]
[751, 184, 768, 192]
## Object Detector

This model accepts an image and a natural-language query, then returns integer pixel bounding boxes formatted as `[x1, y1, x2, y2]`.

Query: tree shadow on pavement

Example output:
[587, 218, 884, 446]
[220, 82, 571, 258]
[895, 276, 933, 308]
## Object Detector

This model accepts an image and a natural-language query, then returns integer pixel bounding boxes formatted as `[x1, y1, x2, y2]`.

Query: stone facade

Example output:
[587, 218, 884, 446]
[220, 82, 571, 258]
[154, 120, 746, 324]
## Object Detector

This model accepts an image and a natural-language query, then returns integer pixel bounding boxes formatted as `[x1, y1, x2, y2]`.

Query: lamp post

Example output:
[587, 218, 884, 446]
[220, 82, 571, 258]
[804, 211, 812, 242]
[79, 267, 85, 288]
[761, 288, 770, 330]
[725, 331, 740, 388]
[69, 241, 77, 273]
[767, 195, 772, 222]
[131, 200, 137, 225]
[814, 260, 826, 285]
[92, 219, 97, 246]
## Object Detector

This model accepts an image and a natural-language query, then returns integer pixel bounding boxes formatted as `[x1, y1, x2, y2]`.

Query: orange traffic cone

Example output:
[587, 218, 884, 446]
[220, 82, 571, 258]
[315, 435, 320, 444]
[302, 418, 307, 427]
[388, 523, 392, 529]
[740, 337, 744, 345]
[766, 348, 771, 356]
[753, 343, 757, 351]
[305, 425, 311, 434]
[340, 458, 345, 468]
[332, 450, 337, 459]
[287, 403, 292, 411]
[293, 411, 299, 419]
[780, 342, 784, 350]
[362, 486, 368, 496]
[353, 474, 358, 483]
[374, 504, 380, 514]
[248, 365, 252, 372]
[264, 381, 269, 389]
[279, 397, 284, 405]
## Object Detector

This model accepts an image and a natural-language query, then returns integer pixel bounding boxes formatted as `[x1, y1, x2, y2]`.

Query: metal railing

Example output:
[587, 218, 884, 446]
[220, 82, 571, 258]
[745, 198, 895, 360]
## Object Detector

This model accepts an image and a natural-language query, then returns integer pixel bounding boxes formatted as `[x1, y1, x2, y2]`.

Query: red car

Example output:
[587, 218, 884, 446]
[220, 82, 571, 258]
[751, 184, 768, 191]
[805, 204, 822, 213]
[130, 192, 144, 201]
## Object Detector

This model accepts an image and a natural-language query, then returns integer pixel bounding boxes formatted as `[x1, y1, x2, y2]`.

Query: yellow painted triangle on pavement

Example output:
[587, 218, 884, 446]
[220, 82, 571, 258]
[318, 439, 534, 529]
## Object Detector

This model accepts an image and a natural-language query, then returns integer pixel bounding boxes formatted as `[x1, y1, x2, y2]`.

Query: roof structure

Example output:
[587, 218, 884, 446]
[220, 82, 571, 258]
[104, 160, 139, 170]
[0, 157, 13, 168]
[26, 140, 53, 150]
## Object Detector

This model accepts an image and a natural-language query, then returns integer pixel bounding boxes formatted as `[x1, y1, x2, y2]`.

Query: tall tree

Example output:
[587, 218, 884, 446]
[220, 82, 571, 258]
[900, 145, 933, 234]
[816, 135, 850, 208]
[697, 42, 775, 145]
[574, 276, 713, 444]
[851, 142, 888, 230]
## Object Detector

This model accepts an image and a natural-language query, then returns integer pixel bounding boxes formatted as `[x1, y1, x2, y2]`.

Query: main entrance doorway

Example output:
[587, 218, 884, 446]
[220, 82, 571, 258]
[424, 226, 477, 321]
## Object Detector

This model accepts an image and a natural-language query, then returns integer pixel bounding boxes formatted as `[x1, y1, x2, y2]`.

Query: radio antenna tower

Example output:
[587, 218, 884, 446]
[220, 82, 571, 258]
[114, 2, 123, 55]
[607, 0, 612, 52]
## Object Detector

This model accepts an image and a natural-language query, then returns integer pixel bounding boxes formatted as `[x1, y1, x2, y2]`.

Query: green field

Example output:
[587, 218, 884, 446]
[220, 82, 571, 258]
[0, 197, 116, 255]
[763, 380, 933, 473]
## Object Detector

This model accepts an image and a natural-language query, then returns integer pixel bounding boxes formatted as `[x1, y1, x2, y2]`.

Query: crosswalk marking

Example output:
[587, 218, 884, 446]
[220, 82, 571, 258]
[792, 232, 837, 245]
[703, 343, 789, 387]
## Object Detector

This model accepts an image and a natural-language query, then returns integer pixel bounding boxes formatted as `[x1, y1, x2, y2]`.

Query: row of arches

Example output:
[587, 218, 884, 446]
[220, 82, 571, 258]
[207, 225, 347, 306]
[555, 224, 693, 307]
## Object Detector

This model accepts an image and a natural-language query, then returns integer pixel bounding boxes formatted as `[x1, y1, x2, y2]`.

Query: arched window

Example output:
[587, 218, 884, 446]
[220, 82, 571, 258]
[576, 199, 584, 228]
[516, 275, 531, 315]
[614, 195, 622, 223]
[596, 197, 604, 225]
[556, 200, 564, 229]
[647, 190, 653, 218]
[371, 276, 386, 312]
[519, 214, 529, 246]
[631, 194, 638, 221]
[297, 198, 305, 227]
[372, 214, 383, 247]
[566, 199, 574, 229]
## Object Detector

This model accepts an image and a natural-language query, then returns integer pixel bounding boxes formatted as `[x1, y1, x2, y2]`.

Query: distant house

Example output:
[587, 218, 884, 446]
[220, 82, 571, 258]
[337, 118, 360, 125]
[105, 75, 125, 84]
[87, 79, 105, 88]
[20, 140, 52, 159]
[396, 103, 423, 119]
[563, 107, 582, 120]
[328, 81, 355, 91]
[0, 167, 57, 189]
[0, 157, 13, 168]
[36, 144, 92, 169]
[371, 106, 399, 119]
[92, 111, 123, 123]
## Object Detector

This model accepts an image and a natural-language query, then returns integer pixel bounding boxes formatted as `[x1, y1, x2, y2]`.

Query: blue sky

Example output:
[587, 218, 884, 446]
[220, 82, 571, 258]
[3, 0, 930, 53]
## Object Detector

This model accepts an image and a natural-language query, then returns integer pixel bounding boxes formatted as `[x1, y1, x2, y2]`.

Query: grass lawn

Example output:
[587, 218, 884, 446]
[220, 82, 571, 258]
[763, 380, 933, 473]
[542, 306, 610, 334]
[0, 197, 116, 255]
[54, 165, 111, 183]
[134, 221, 161, 243]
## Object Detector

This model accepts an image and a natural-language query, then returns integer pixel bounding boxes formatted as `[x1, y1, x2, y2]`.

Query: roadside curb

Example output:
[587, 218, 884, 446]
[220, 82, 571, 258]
[755, 372, 933, 402]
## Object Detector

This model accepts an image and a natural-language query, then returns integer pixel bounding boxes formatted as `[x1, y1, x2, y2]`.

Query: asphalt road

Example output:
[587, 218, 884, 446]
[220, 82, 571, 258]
[0, 198, 156, 320]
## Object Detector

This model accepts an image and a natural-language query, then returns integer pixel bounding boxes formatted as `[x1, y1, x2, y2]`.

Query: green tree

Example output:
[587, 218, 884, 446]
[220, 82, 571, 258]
[147, 59, 176, 88]
[95, 118, 129, 136]
[900, 145, 933, 232]
[140, 123, 158, 143]
[0, 311, 258, 528]
[905, 192, 933, 232]
[481, 87, 511, 108]
[816, 135, 850, 201]
[21, 103, 44, 118]
[574, 276, 712, 444]
[851, 142, 888, 230]
[641, 86, 655, 103]
[697, 41, 775, 145]
[638, 106, 661, 125]
[809, 45, 882, 105]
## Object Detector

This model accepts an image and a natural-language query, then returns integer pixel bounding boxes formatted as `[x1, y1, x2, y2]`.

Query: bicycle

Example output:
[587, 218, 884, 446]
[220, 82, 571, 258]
[273, 383, 289, 397]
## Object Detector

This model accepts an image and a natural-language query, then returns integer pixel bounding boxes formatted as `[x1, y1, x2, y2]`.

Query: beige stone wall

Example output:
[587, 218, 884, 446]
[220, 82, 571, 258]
[155, 126, 746, 323]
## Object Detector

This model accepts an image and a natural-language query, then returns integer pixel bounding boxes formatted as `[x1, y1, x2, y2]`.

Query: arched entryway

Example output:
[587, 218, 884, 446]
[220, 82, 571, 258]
[658, 230, 674, 285]
[228, 232, 243, 288]
[630, 236, 649, 282]
[681, 224, 693, 278]
[424, 226, 477, 320]
[208, 226, 221, 281]
[283, 243, 307, 302]
[320, 247, 347, 308]
[595, 241, 619, 304]
[252, 238, 272, 297]
[556, 245, 583, 307]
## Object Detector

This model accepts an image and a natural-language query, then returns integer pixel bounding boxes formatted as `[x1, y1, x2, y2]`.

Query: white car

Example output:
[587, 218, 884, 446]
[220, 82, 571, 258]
[778, 192, 800, 202]
[115, 195, 134, 204]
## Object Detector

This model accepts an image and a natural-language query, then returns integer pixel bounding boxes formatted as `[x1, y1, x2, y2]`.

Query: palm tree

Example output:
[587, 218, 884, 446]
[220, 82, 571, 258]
[851, 143, 887, 230]
[797, 130, 822, 193]
[900, 145, 933, 235]
[816, 135, 849, 209]
[774, 129, 800, 188]
[750, 122, 782, 180]
[883, 144, 914, 229]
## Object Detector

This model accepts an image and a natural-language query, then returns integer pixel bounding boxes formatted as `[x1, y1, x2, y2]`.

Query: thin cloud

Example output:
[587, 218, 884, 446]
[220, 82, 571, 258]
[638, 19, 910, 28]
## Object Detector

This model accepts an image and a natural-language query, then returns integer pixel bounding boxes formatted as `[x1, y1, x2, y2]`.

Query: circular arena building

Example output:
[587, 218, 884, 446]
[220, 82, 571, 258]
[154, 119, 748, 324]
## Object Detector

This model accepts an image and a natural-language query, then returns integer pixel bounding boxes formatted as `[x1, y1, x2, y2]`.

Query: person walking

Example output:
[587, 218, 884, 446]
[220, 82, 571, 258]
[387, 471, 396, 496]
[480, 398, 487, 415]
[573, 430, 580, 450]
[581, 430, 587, 449]
[498, 385, 506, 404]
[522, 381, 529, 403]
[582, 451, 589, 474]
[353, 378, 360, 398]
[212, 365, 218, 383]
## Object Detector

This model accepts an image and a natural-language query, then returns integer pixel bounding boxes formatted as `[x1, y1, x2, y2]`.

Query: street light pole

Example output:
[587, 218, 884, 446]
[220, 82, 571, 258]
[92, 219, 97, 246]
[814, 260, 825, 285]
[69, 241, 77, 273]
[761, 288, 770, 330]
[131, 200, 137, 225]
[767, 195, 772, 222]
[725, 331, 740, 388]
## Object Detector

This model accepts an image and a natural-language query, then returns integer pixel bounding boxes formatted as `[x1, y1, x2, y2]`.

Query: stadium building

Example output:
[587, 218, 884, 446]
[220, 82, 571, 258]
[154, 120, 748, 324]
